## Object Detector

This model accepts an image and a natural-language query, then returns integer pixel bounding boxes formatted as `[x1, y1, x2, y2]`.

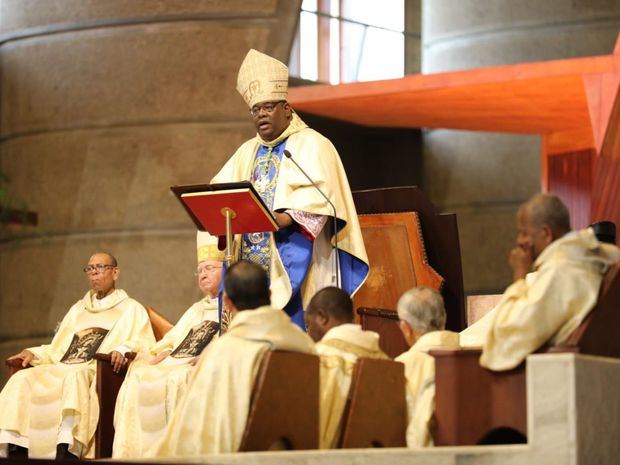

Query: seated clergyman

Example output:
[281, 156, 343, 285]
[153, 260, 316, 457]
[0, 252, 155, 459]
[304, 286, 388, 449]
[395, 286, 460, 447]
[479, 193, 620, 370]
[112, 233, 225, 458]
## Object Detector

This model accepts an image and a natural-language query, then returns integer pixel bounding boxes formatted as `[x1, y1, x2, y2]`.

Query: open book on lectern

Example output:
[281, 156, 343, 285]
[170, 181, 278, 236]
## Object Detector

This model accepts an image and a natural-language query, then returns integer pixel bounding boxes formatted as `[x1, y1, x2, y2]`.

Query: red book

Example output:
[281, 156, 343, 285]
[171, 182, 278, 236]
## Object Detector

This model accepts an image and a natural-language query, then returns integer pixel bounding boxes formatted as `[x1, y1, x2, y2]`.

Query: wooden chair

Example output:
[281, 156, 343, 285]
[352, 187, 466, 358]
[4, 304, 174, 458]
[431, 261, 620, 446]
[338, 358, 407, 448]
[239, 350, 319, 451]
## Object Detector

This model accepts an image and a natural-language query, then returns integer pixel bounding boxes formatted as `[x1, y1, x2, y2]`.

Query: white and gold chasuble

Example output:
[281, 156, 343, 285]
[152, 306, 316, 457]
[481, 228, 620, 371]
[112, 296, 220, 458]
[395, 330, 460, 448]
[211, 113, 369, 310]
[0, 289, 154, 458]
[315, 324, 388, 449]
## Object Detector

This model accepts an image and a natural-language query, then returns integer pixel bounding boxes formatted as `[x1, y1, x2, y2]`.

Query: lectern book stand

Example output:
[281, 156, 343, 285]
[171, 181, 277, 263]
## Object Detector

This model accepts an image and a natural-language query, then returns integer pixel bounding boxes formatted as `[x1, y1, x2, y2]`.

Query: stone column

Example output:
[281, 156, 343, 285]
[421, 0, 620, 294]
[0, 0, 301, 386]
[404, 0, 421, 74]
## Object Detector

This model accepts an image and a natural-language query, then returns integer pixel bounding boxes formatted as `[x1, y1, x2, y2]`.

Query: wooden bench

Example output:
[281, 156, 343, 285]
[432, 262, 620, 445]
[338, 358, 407, 448]
[239, 350, 319, 451]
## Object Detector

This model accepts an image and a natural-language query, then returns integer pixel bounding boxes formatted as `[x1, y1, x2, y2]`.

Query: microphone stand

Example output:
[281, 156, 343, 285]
[283, 150, 340, 288]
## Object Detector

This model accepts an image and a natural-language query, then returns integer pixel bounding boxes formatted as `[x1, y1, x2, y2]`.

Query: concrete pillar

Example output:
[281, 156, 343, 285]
[404, 0, 421, 74]
[0, 0, 301, 387]
[421, 0, 620, 294]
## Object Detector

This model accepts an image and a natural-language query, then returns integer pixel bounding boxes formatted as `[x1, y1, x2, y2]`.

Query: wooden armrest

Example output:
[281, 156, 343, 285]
[5, 358, 28, 368]
[94, 351, 137, 362]
[6, 357, 33, 379]
[429, 348, 482, 357]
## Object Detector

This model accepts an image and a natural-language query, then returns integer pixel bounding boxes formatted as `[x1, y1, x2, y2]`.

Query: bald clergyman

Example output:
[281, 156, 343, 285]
[304, 286, 388, 449]
[0, 252, 155, 459]
[478, 194, 620, 371]
[210, 49, 369, 329]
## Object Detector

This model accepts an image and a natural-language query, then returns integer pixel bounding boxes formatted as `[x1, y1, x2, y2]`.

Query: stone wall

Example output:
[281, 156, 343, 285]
[0, 0, 301, 387]
[421, 0, 620, 294]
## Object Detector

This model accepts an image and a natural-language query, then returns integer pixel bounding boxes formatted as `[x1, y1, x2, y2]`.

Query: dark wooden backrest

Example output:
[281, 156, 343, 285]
[145, 305, 174, 341]
[356, 308, 409, 358]
[338, 358, 407, 448]
[353, 212, 444, 315]
[239, 350, 319, 451]
[353, 187, 466, 332]
[431, 348, 527, 446]
[94, 353, 130, 458]
[559, 261, 620, 356]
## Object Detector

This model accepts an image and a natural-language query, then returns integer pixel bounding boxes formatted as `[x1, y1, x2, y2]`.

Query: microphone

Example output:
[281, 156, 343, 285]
[283, 149, 340, 288]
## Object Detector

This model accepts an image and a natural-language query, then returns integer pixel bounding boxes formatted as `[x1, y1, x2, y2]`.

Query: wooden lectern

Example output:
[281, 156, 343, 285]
[171, 181, 277, 264]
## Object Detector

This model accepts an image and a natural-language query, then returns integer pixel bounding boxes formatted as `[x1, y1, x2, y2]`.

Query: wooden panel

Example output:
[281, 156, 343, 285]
[289, 54, 620, 135]
[94, 353, 129, 458]
[431, 349, 526, 446]
[339, 358, 407, 448]
[591, 69, 620, 238]
[354, 212, 443, 313]
[353, 187, 466, 331]
[357, 308, 409, 359]
[546, 149, 594, 230]
[240, 351, 319, 451]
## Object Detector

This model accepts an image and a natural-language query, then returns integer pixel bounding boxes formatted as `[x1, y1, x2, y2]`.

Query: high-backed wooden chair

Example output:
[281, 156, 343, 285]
[239, 350, 319, 451]
[338, 358, 407, 448]
[432, 262, 620, 446]
[352, 187, 466, 358]
[5, 304, 174, 458]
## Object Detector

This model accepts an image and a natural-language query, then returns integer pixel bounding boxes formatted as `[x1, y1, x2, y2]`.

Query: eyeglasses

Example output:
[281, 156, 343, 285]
[249, 101, 284, 117]
[194, 265, 223, 276]
[83, 264, 115, 274]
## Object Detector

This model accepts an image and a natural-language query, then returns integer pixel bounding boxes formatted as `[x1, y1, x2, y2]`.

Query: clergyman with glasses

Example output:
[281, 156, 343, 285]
[210, 49, 369, 330]
[112, 232, 225, 458]
[0, 252, 155, 460]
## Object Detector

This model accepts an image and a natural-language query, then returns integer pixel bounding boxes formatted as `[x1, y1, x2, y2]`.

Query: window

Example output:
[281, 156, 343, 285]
[290, 0, 405, 84]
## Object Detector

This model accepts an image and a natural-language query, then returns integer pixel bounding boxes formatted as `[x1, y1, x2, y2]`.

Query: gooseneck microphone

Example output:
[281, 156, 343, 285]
[283, 149, 340, 288]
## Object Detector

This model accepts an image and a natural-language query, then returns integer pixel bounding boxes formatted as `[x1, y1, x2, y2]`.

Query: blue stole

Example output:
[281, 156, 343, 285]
[230, 139, 369, 331]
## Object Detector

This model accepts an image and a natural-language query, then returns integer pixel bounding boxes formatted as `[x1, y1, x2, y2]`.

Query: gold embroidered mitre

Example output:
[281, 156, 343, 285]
[236, 49, 288, 108]
[197, 231, 225, 263]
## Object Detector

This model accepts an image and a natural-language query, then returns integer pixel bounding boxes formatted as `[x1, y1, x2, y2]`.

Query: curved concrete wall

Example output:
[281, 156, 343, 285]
[421, 1, 620, 294]
[0, 0, 301, 386]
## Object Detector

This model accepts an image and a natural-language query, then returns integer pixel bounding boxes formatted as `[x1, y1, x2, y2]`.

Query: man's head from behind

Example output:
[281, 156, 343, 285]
[84, 252, 119, 298]
[304, 287, 354, 342]
[397, 286, 446, 347]
[223, 260, 270, 317]
[517, 193, 571, 260]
